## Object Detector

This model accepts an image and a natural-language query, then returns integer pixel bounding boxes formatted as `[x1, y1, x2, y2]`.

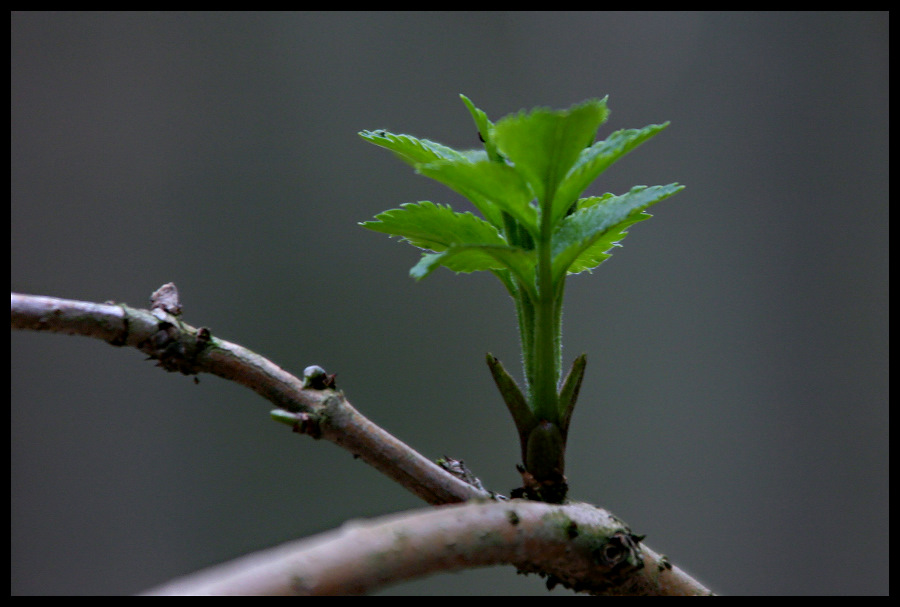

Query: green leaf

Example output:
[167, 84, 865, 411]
[460, 95, 504, 163]
[361, 201, 537, 287]
[360, 201, 506, 252]
[563, 210, 650, 274]
[551, 122, 670, 226]
[557, 353, 586, 434]
[486, 353, 536, 460]
[492, 98, 609, 210]
[359, 129, 468, 166]
[459, 95, 537, 250]
[410, 244, 536, 291]
[551, 184, 684, 282]
[416, 159, 537, 237]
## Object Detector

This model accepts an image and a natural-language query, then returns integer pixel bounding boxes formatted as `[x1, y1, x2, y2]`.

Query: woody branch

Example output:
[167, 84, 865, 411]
[11, 287, 713, 595]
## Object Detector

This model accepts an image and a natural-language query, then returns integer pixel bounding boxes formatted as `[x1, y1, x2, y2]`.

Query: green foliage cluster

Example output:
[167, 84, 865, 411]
[361, 95, 682, 501]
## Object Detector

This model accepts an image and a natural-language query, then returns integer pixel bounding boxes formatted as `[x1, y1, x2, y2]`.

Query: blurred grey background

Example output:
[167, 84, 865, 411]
[11, 12, 888, 595]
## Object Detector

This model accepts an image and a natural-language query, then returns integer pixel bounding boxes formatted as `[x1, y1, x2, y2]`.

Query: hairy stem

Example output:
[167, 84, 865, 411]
[530, 211, 561, 422]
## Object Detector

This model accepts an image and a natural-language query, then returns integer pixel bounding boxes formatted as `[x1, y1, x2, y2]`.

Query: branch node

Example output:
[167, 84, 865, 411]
[137, 316, 209, 377]
[292, 411, 322, 439]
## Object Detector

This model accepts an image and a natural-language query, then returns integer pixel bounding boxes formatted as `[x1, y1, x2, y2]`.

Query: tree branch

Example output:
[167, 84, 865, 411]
[10, 291, 484, 505]
[11, 288, 714, 595]
[142, 500, 712, 596]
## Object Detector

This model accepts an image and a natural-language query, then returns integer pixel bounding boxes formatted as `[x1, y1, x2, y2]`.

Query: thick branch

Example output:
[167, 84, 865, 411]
[142, 500, 712, 596]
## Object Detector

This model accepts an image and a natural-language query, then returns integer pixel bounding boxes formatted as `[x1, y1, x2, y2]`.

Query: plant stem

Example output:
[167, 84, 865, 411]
[530, 204, 561, 422]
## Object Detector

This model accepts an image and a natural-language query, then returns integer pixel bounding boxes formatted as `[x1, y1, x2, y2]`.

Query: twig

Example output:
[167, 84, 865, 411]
[10, 291, 484, 504]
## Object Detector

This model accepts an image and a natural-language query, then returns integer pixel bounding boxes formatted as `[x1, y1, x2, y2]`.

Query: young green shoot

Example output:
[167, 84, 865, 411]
[360, 95, 683, 502]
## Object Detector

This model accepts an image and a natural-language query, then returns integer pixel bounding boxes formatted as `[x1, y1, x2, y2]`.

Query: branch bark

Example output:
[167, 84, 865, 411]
[142, 500, 712, 596]
[10, 291, 483, 505]
[11, 289, 714, 595]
